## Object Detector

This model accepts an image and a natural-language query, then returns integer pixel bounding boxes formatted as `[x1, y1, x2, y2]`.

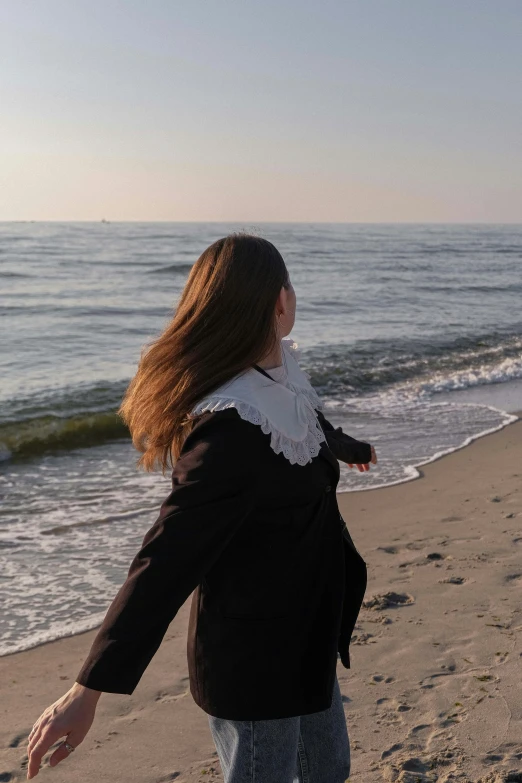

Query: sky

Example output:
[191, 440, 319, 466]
[1, 0, 521, 223]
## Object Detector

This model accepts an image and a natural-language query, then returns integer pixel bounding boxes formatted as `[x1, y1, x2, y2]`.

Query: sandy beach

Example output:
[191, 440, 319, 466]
[1, 416, 521, 783]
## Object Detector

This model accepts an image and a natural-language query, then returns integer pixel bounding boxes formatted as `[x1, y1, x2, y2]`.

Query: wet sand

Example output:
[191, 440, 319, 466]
[1, 414, 521, 783]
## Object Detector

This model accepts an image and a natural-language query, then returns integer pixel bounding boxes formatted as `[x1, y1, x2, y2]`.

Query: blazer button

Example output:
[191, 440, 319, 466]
[324, 485, 332, 493]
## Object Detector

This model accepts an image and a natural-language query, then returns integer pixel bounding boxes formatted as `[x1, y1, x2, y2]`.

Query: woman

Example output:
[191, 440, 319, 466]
[26, 234, 377, 782]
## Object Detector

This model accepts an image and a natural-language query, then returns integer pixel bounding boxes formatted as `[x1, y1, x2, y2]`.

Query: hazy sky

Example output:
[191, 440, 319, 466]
[1, 1, 521, 222]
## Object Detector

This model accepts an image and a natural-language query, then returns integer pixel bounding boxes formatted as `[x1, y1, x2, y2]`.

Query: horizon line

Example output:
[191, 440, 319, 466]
[1, 219, 521, 226]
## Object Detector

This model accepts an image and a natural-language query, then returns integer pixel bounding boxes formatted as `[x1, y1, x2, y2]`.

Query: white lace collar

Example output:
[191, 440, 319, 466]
[191, 338, 326, 465]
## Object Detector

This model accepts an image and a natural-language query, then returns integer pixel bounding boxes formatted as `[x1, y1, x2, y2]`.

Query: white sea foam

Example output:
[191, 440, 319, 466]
[339, 404, 519, 493]
[0, 612, 108, 657]
[367, 357, 522, 409]
[417, 357, 522, 396]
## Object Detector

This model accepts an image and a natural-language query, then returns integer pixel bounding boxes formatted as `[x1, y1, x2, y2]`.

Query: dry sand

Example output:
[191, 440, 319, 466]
[1, 416, 521, 783]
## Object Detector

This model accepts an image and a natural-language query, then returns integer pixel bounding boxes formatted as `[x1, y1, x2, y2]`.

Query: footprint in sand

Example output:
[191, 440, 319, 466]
[400, 757, 433, 771]
[7, 731, 28, 748]
[479, 771, 522, 782]
[477, 743, 522, 776]
[363, 592, 415, 610]
[438, 576, 468, 584]
[439, 707, 467, 728]
[409, 723, 430, 735]
[366, 613, 393, 624]
[405, 542, 426, 551]
[352, 631, 376, 645]
[153, 676, 190, 703]
[370, 674, 396, 690]
[418, 668, 458, 690]
[383, 754, 442, 782]
[380, 740, 403, 760]
[483, 754, 504, 765]
[154, 688, 190, 704]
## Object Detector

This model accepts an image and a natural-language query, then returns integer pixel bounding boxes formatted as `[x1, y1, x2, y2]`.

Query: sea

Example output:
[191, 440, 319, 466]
[1, 221, 521, 656]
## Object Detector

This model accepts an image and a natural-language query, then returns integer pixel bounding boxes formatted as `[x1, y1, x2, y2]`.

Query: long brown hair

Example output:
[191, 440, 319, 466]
[118, 233, 290, 473]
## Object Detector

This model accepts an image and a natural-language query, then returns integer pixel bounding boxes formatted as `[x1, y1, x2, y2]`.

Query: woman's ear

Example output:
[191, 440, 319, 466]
[275, 282, 296, 337]
[278, 284, 290, 316]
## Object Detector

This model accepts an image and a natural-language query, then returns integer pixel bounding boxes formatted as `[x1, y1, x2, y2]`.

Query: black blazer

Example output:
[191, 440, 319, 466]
[75, 404, 371, 721]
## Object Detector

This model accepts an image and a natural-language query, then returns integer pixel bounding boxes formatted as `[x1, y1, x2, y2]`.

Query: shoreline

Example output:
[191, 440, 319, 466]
[2, 412, 522, 781]
[0, 408, 520, 660]
[339, 405, 520, 494]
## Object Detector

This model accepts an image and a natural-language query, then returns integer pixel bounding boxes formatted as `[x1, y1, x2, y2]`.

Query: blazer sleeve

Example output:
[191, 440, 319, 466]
[316, 409, 372, 465]
[75, 410, 259, 695]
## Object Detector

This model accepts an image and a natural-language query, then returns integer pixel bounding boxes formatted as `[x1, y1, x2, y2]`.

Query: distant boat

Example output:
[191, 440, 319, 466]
[101, 218, 110, 223]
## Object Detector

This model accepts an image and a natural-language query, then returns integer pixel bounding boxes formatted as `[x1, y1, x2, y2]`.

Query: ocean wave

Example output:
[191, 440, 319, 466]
[0, 411, 129, 461]
[305, 331, 522, 398]
[147, 262, 194, 275]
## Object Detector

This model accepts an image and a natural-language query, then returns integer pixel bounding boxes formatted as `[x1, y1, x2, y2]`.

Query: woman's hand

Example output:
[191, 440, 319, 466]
[347, 444, 377, 472]
[26, 682, 101, 779]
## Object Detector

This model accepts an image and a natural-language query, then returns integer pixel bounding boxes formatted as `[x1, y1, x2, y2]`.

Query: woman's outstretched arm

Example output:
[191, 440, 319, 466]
[75, 411, 259, 694]
[26, 411, 258, 778]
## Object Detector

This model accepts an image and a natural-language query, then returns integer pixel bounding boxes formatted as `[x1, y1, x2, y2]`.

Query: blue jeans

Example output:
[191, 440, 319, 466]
[207, 675, 350, 783]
